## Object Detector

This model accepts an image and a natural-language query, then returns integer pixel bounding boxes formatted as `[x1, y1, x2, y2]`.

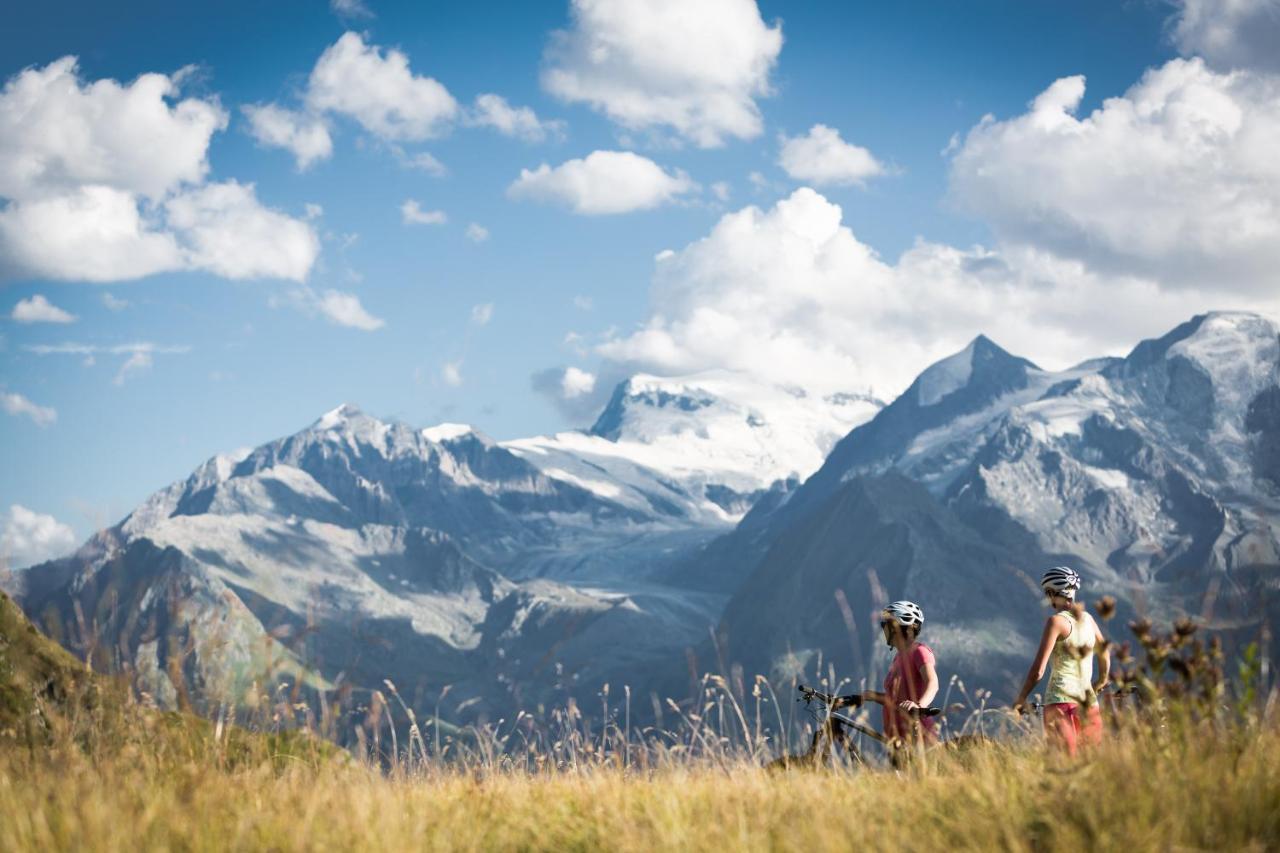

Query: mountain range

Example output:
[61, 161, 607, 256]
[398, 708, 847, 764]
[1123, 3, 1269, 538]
[6, 312, 1278, 725]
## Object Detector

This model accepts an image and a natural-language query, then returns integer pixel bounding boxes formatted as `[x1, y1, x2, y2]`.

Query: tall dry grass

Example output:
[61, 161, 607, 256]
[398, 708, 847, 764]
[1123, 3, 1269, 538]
[3, 715, 1279, 852]
[4, 590, 1279, 851]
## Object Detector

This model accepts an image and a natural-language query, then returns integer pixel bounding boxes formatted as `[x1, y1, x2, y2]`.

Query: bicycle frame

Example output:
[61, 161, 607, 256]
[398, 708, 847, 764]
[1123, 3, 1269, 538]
[767, 685, 939, 770]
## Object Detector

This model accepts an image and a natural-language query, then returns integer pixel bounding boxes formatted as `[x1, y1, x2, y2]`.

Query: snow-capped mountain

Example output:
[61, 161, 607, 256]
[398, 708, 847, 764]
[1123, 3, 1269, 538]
[9, 371, 880, 719]
[507, 371, 881, 528]
[703, 312, 1280, 694]
[12, 313, 1277, 721]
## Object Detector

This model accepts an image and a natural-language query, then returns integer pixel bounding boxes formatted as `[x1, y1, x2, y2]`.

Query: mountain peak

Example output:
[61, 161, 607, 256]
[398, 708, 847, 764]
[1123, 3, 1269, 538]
[1110, 311, 1279, 381]
[422, 423, 476, 443]
[588, 374, 720, 441]
[915, 335, 1037, 408]
[313, 403, 367, 430]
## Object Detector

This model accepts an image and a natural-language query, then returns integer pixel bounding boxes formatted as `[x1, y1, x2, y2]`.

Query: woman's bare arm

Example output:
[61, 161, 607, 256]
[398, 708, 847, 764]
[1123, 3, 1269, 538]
[913, 659, 940, 708]
[1092, 618, 1110, 693]
[1014, 615, 1067, 710]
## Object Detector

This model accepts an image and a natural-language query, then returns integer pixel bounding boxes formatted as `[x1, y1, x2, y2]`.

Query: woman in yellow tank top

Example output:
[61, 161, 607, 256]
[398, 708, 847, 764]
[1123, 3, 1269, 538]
[1012, 566, 1111, 756]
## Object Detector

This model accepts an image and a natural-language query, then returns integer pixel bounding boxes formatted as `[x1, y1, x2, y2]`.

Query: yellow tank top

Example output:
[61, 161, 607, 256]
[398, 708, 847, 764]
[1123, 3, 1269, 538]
[1044, 610, 1097, 707]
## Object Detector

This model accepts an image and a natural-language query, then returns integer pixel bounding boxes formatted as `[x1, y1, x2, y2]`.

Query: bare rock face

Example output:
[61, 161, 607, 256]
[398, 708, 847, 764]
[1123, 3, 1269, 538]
[10, 376, 874, 724]
[705, 313, 1280, 696]
[11, 313, 1279, 723]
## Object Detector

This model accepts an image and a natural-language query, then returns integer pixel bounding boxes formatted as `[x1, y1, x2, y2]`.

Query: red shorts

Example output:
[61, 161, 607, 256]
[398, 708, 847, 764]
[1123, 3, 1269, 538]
[1043, 702, 1103, 757]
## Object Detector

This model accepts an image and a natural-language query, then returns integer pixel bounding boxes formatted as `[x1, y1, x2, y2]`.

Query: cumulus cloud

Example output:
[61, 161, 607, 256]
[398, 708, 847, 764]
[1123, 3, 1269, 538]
[277, 287, 384, 331]
[561, 366, 597, 398]
[778, 124, 886, 186]
[0, 57, 318, 283]
[594, 188, 1231, 401]
[531, 366, 604, 420]
[468, 94, 564, 141]
[12, 294, 76, 324]
[0, 504, 77, 568]
[101, 292, 128, 311]
[441, 360, 463, 386]
[1171, 0, 1280, 72]
[471, 302, 494, 325]
[398, 150, 448, 175]
[316, 289, 385, 331]
[164, 181, 320, 281]
[465, 222, 490, 243]
[330, 0, 374, 20]
[508, 150, 694, 214]
[400, 199, 447, 225]
[949, 58, 1280, 292]
[242, 103, 333, 170]
[543, 0, 782, 147]
[2, 391, 57, 427]
[306, 32, 458, 141]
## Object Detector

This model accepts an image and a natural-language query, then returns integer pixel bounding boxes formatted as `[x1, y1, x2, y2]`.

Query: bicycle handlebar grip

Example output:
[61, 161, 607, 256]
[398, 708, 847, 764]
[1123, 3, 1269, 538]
[922, 707, 942, 717]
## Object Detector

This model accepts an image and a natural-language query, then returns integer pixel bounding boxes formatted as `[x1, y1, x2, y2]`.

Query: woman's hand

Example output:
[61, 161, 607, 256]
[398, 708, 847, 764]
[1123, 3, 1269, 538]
[897, 699, 920, 713]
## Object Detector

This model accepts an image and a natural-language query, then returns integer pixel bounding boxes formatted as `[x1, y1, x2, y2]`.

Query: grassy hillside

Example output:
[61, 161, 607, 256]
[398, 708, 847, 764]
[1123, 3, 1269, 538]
[4, 591, 1279, 851]
[2, 718, 1278, 851]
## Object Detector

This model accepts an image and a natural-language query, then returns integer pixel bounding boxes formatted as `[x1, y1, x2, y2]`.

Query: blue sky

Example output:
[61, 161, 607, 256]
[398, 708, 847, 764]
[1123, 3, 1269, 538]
[3, 0, 1279, 555]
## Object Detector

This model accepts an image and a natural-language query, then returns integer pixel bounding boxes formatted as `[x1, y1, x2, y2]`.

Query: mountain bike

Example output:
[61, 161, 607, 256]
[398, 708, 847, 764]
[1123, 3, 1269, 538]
[766, 684, 942, 770]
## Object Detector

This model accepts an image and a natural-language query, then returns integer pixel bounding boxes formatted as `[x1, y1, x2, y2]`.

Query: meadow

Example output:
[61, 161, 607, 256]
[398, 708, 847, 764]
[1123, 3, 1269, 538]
[3, 591, 1278, 852]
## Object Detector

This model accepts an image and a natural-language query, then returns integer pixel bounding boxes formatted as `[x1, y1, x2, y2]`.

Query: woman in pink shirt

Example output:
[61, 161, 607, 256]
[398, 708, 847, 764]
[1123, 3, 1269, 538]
[860, 600, 940, 745]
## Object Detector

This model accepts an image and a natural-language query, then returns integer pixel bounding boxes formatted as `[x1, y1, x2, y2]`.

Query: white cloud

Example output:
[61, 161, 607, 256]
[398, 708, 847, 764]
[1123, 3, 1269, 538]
[304, 203, 324, 220]
[401, 199, 447, 225]
[595, 188, 1235, 401]
[508, 150, 695, 214]
[113, 350, 152, 385]
[25, 341, 190, 384]
[572, 294, 593, 311]
[471, 302, 494, 325]
[330, 0, 374, 19]
[1171, 0, 1280, 72]
[165, 181, 321, 281]
[24, 342, 188, 357]
[465, 222, 490, 243]
[561, 366, 596, 398]
[317, 290, 384, 331]
[778, 124, 886, 186]
[710, 181, 731, 202]
[542, 0, 782, 147]
[12, 294, 76, 324]
[101, 292, 128, 311]
[396, 149, 447, 176]
[278, 287, 385, 331]
[0, 505, 77, 567]
[306, 32, 458, 141]
[2, 391, 56, 427]
[0, 57, 319, 283]
[441, 360, 463, 386]
[0, 57, 224, 201]
[949, 58, 1280, 293]
[242, 103, 333, 170]
[468, 93, 564, 141]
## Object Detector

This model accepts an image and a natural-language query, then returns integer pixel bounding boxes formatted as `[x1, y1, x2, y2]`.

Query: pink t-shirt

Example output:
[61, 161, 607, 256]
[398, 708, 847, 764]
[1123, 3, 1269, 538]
[882, 642, 937, 740]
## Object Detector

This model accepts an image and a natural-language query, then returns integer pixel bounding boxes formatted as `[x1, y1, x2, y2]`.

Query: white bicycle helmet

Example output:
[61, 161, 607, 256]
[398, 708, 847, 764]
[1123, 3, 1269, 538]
[1040, 566, 1082, 599]
[881, 600, 925, 629]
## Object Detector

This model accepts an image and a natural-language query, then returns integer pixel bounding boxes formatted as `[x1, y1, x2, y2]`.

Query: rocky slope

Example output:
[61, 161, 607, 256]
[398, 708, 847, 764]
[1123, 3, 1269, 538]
[6, 373, 878, 721]
[703, 313, 1280, 696]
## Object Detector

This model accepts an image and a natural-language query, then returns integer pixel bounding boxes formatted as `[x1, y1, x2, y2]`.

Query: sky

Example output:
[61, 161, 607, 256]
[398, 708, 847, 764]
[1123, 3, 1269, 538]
[3, 0, 1280, 562]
